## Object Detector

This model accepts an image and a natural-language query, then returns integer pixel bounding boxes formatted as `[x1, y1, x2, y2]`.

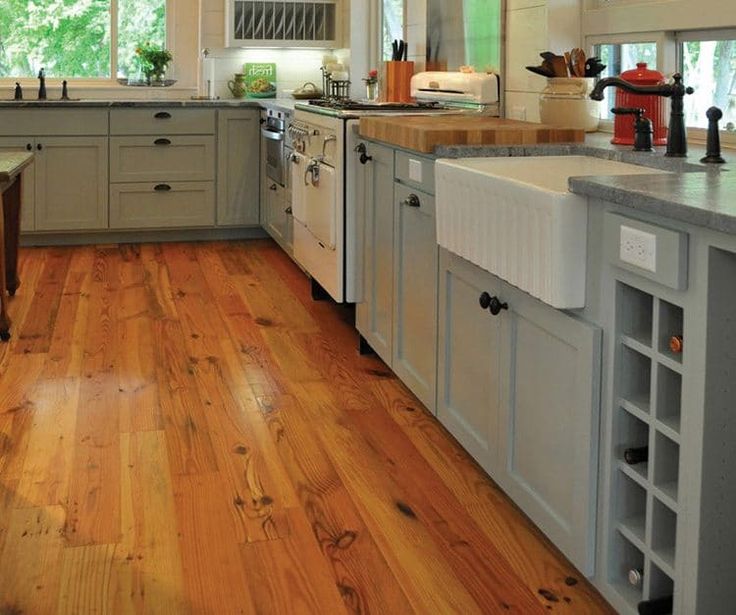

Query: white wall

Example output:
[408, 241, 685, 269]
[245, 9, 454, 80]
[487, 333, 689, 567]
[505, 0, 582, 122]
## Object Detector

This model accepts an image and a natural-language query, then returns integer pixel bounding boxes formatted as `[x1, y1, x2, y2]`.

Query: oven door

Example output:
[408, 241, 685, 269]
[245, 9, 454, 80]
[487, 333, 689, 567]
[293, 155, 336, 249]
[262, 127, 285, 186]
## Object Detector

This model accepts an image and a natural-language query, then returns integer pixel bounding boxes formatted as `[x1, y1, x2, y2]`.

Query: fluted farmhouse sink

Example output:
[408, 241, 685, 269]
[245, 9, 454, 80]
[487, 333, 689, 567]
[435, 155, 670, 308]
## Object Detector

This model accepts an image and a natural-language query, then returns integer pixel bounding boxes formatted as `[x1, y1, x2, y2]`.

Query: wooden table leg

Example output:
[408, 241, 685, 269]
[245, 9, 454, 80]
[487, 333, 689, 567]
[0, 189, 10, 341]
[2, 175, 21, 296]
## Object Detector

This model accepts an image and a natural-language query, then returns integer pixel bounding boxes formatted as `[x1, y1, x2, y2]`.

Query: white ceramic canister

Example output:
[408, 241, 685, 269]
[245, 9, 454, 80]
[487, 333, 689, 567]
[539, 77, 601, 133]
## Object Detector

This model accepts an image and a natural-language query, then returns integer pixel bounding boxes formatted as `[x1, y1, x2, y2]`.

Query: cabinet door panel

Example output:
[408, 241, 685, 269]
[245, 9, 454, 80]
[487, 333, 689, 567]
[355, 142, 394, 366]
[437, 249, 503, 475]
[217, 110, 260, 226]
[0, 138, 34, 231]
[393, 184, 437, 410]
[35, 137, 108, 231]
[499, 286, 601, 575]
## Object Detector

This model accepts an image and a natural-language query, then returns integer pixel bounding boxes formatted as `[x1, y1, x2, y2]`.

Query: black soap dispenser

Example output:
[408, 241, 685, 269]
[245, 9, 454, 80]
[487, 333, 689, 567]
[14, 82, 23, 101]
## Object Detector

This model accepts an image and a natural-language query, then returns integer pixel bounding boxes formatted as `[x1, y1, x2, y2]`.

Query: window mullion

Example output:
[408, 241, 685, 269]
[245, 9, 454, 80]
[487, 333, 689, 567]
[111, 0, 118, 80]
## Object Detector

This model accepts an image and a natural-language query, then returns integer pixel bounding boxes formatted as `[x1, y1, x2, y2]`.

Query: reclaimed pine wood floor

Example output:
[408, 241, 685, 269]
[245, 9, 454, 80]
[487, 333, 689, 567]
[0, 240, 615, 615]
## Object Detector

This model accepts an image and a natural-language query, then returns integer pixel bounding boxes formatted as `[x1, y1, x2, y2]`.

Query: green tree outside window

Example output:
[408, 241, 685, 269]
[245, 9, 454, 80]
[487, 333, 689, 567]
[0, 0, 165, 79]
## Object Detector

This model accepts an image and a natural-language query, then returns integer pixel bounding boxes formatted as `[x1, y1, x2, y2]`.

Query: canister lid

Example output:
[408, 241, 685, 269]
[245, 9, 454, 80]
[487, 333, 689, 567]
[620, 62, 664, 84]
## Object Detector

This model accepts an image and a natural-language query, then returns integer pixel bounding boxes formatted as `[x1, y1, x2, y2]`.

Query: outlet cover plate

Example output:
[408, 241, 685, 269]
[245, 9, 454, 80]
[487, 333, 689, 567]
[620, 225, 657, 272]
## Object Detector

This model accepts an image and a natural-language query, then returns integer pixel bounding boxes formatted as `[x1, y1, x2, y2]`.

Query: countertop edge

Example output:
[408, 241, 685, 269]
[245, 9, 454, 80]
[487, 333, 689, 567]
[569, 176, 736, 235]
[0, 152, 34, 184]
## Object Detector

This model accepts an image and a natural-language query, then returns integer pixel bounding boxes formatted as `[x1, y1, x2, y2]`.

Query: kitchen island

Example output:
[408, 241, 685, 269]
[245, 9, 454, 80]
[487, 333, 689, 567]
[354, 116, 736, 615]
[0, 150, 33, 340]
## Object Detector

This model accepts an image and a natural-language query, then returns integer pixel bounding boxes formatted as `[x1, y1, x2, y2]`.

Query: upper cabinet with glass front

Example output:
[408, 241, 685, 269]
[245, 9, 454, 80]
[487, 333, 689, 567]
[226, 0, 341, 48]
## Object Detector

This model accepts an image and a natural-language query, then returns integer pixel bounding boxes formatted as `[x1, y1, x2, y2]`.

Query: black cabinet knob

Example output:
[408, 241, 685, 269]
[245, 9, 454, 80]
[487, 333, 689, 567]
[479, 292, 508, 315]
[36, 143, 43, 151]
[489, 296, 508, 315]
[354, 142, 373, 165]
[402, 194, 421, 208]
[26, 143, 32, 151]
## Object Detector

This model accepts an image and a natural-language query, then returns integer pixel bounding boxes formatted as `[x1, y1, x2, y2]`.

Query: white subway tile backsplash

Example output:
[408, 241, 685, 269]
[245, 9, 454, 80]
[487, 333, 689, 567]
[208, 48, 327, 99]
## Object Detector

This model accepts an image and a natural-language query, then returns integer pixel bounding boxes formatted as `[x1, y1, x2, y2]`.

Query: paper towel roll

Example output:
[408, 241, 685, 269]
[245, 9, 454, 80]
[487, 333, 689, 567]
[200, 54, 216, 98]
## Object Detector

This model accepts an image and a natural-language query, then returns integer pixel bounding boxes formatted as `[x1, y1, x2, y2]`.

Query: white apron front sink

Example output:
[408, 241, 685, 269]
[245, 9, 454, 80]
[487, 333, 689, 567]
[435, 155, 669, 308]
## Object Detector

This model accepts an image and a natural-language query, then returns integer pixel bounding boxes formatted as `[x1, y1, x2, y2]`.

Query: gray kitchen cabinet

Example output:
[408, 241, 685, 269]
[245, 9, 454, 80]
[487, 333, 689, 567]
[437, 249, 505, 475]
[497, 281, 602, 575]
[34, 137, 109, 231]
[0, 138, 35, 232]
[217, 109, 261, 226]
[437, 247, 602, 573]
[392, 183, 438, 410]
[355, 141, 395, 366]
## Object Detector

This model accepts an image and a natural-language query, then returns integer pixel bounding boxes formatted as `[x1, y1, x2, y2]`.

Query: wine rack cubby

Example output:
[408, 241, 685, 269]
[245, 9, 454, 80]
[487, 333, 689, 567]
[610, 282, 684, 612]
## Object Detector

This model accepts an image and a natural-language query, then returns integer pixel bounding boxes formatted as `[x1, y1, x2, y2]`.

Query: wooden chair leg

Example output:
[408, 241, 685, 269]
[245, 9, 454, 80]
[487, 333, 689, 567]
[0, 190, 10, 341]
[2, 176, 21, 296]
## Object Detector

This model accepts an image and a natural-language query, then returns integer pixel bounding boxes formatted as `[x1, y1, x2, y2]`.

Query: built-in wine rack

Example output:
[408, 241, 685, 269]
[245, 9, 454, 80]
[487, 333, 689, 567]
[611, 281, 683, 612]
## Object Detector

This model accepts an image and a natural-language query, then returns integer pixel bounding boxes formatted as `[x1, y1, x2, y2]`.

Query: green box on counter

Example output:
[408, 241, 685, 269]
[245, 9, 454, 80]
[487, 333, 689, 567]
[244, 63, 277, 98]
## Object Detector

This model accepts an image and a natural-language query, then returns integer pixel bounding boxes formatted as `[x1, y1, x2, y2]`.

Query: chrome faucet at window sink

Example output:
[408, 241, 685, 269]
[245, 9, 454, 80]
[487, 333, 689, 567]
[590, 73, 694, 157]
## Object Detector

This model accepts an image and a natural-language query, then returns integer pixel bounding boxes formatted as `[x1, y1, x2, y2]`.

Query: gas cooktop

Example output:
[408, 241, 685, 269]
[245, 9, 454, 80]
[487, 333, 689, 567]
[294, 98, 453, 118]
[305, 99, 444, 111]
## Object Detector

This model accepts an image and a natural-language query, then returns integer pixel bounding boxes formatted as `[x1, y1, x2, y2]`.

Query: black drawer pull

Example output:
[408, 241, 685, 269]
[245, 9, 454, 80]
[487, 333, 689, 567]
[154, 138, 171, 146]
[154, 184, 172, 192]
[154, 111, 172, 119]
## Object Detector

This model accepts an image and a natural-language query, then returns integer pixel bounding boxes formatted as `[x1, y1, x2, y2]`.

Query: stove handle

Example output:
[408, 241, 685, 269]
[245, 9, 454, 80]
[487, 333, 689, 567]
[322, 134, 337, 157]
[354, 142, 373, 165]
[305, 159, 321, 186]
[261, 128, 284, 141]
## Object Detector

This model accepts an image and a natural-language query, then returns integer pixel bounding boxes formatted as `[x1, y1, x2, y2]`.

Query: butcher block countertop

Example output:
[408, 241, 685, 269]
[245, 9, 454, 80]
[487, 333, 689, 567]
[358, 115, 585, 154]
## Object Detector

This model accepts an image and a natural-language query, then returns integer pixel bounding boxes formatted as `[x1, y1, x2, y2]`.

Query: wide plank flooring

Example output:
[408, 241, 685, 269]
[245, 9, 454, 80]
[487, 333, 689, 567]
[0, 240, 614, 614]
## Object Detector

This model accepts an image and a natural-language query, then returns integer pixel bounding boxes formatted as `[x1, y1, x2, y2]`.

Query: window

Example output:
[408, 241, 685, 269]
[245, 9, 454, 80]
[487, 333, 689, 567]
[382, 0, 404, 61]
[679, 32, 736, 131]
[0, 0, 166, 80]
[593, 41, 658, 120]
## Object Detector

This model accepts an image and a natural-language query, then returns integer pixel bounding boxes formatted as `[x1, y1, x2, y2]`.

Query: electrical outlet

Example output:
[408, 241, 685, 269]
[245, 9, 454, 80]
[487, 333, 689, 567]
[620, 225, 657, 272]
[509, 105, 527, 121]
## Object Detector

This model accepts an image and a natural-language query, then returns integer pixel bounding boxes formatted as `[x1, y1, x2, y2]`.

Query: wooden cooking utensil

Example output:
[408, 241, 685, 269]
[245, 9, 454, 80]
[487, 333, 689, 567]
[571, 48, 587, 78]
[565, 52, 573, 77]
[550, 55, 569, 77]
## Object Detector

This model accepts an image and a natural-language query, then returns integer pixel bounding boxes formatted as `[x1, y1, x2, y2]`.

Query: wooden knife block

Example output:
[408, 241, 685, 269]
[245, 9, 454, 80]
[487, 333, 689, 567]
[384, 61, 415, 103]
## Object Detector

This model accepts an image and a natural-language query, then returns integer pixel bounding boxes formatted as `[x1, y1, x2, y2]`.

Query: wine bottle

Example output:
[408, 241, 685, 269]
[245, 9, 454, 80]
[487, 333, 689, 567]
[628, 568, 644, 587]
[638, 595, 673, 615]
[624, 446, 649, 465]
[669, 335, 683, 354]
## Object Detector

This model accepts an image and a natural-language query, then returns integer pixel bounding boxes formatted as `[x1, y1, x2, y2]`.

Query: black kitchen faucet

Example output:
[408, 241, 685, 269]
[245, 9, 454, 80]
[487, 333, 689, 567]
[590, 73, 694, 157]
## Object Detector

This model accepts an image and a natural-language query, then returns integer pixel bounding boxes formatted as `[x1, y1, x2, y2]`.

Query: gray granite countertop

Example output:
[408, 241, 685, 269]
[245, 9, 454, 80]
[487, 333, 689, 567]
[0, 151, 33, 183]
[0, 98, 298, 111]
[570, 172, 736, 234]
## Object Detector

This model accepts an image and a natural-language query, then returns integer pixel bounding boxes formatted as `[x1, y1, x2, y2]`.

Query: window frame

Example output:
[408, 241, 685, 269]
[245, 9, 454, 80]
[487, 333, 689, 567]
[0, 0, 175, 88]
[379, 0, 407, 63]
[675, 28, 736, 144]
[585, 32, 673, 134]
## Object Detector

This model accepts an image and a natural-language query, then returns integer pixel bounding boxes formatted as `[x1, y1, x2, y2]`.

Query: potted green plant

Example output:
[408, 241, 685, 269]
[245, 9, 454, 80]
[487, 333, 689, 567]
[136, 43, 173, 85]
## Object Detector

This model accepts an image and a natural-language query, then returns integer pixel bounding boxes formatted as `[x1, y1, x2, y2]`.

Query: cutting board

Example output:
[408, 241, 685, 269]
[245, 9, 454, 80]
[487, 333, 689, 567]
[358, 115, 585, 153]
